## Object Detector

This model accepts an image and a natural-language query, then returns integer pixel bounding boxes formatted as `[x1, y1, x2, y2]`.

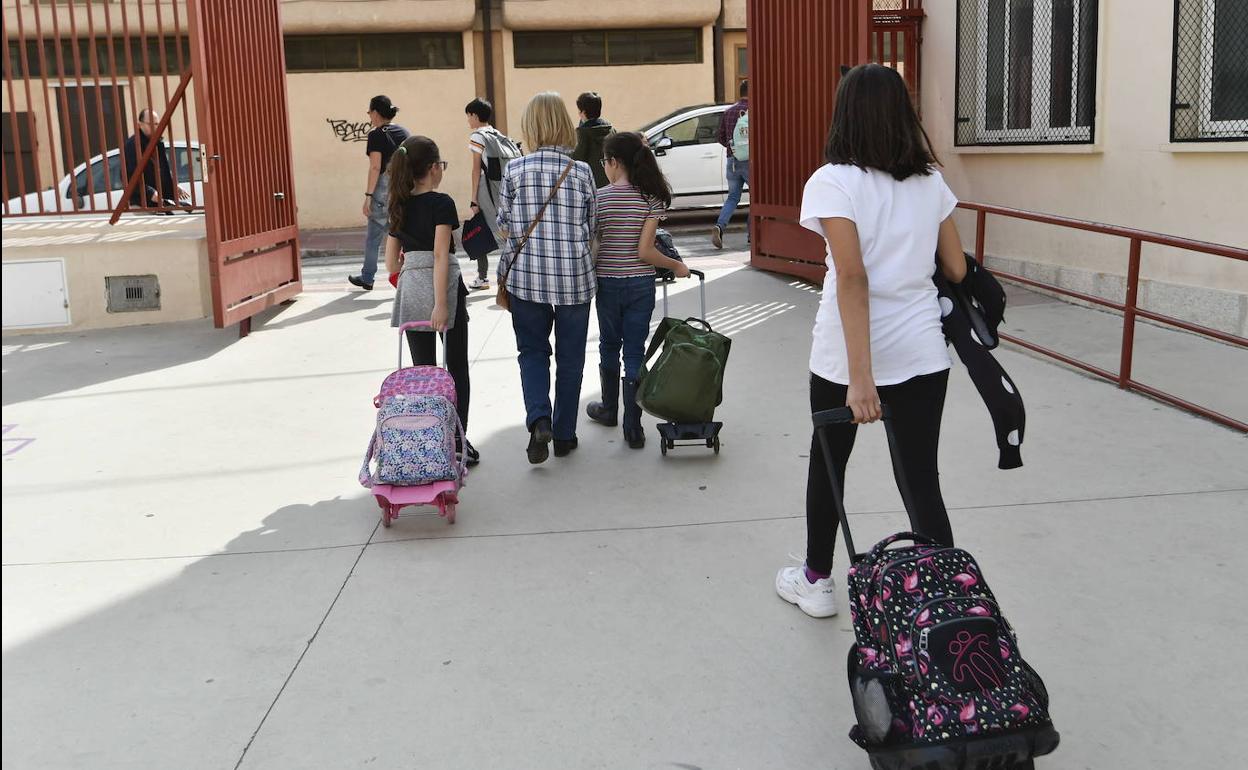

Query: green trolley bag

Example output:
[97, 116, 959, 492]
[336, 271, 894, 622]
[636, 270, 731, 427]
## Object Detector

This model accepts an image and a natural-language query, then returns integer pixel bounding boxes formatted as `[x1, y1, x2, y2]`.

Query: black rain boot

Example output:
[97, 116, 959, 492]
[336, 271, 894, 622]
[621, 378, 645, 449]
[586, 367, 620, 427]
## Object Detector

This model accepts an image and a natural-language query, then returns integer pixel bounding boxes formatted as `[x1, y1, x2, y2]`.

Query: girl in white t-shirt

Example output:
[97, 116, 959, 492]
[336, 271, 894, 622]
[775, 64, 970, 619]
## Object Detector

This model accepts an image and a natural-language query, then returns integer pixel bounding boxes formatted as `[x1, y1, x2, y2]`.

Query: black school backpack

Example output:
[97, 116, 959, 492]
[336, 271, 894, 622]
[814, 408, 1060, 770]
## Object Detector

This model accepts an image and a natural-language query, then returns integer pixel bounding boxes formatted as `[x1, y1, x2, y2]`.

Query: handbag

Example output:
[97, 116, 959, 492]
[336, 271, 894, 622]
[496, 159, 576, 311]
[461, 207, 499, 259]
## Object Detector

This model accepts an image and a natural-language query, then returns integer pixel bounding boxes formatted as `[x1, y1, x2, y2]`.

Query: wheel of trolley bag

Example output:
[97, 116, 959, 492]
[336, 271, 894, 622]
[712, 436, 720, 454]
[381, 504, 393, 528]
[660, 440, 668, 456]
[445, 503, 456, 525]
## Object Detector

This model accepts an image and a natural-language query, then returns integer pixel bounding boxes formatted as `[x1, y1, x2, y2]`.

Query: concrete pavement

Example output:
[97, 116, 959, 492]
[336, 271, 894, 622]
[3, 241, 1246, 769]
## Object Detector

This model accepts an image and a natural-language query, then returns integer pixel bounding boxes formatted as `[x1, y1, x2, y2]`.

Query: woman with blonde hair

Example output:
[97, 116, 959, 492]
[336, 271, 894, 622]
[496, 92, 598, 464]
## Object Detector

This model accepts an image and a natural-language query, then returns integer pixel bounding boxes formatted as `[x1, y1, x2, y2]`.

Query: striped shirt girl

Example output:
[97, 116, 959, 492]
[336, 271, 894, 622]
[594, 183, 666, 278]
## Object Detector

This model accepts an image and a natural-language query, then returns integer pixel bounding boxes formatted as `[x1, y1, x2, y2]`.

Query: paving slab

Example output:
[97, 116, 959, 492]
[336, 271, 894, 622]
[2, 547, 365, 770]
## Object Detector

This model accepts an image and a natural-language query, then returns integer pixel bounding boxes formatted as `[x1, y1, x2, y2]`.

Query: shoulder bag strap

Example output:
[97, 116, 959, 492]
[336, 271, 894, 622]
[642, 318, 676, 365]
[499, 158, 576, 283]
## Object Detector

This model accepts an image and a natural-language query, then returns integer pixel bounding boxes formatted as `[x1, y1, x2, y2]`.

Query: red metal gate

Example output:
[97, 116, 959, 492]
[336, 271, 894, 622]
[747, 0, 870, 282]
[871, 0, 924, 109]
[188, 0, 301, 330]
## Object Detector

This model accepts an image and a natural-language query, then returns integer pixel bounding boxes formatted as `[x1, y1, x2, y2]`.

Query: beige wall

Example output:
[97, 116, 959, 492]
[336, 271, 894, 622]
[1, 217, 211, 332]
[722, 30, 748, 102]
[502, 0, 719, 30]
[724, 0, 748, 30]
[281, 0, 475, 34]
[922, 1, 1248, 295]
[499, 27, 716, 141]
[285, 33, 478, 230]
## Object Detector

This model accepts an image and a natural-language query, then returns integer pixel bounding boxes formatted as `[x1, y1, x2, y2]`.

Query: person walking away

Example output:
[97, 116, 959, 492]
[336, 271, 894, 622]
[496, 92, 597, 465]
[383, 136, 478, 465]
[711, 80, 749, 249]
[349, 95, 410, 291]
[775, 64, 969, 619]
[572, 92, 614, 189]
[585, 132, 689, 449]
[122, 108, 190, 212]
[466, 97, 521, 291]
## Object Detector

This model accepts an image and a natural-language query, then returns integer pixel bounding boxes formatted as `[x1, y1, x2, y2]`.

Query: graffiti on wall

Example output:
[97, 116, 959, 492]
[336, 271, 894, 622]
[326, 119, 371, 143]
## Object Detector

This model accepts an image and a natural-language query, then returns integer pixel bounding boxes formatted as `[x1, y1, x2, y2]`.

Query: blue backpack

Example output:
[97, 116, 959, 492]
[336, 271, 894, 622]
[731, 110, 749, 162]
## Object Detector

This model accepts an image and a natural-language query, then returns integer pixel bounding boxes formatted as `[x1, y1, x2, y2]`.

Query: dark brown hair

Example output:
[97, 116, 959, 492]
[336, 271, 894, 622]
[387, 135, 439, 234]
[576, 92, 603, 120]
[603, 131, 671, 208]
[824, 64, 938, 181]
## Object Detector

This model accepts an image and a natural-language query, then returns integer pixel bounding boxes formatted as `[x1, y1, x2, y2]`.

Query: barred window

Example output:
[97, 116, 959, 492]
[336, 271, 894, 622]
[1171, 0, 1248, 141]
[955, 0, 1098, 145]
[513, 29, 702, 68]
[283, 34, 463, 72]
[7, 37, 190, 78]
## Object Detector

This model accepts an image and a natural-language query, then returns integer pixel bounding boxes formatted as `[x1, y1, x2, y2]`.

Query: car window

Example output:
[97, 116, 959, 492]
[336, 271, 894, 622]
[174, 146, 203, 182]
[639, 104, 716, 135]
[663, 113, 722, 147]
[71, 157, 115, 198]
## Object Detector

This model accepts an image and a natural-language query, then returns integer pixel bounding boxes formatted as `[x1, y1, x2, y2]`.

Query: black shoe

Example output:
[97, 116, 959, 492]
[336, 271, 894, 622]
[348, 275, 374, 291]
[586, 367, 620, 427]
[622, 378, 645, 449]
[527, 418, 553, 464]
[461, 439, 480, 467]
[553, 437, 579, 457]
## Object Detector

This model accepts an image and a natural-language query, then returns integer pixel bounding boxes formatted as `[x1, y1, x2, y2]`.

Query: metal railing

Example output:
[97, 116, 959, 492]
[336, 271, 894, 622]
[1, 0, 204, 218]
[959, 201, 1248, 432]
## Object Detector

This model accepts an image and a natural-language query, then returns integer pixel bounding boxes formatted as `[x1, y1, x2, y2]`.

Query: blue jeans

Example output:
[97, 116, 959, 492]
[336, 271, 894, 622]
[716, 156, 750, 231]
[510, 297, 592, 441]
[360, 174, 390, 283]
[596, 276, 656, 381]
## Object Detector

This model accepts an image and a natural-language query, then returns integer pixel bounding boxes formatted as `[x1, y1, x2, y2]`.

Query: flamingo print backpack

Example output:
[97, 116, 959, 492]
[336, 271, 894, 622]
[814, 408, 1059, 770]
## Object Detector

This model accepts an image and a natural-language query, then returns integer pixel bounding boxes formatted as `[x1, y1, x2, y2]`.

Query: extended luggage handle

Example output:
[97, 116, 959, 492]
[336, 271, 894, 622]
[397, 321, 449, 370]
[660, 268, 707, 321]
[811, 405, 922, 564]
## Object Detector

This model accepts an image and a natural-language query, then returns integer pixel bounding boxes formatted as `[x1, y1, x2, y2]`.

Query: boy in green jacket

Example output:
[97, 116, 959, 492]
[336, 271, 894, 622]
[572, 92, 614, 189]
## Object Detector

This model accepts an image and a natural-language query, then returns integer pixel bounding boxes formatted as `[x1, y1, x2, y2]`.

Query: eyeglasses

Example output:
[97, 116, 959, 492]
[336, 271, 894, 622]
[434, 161, 450, 171]
[599, 157, 611, 167]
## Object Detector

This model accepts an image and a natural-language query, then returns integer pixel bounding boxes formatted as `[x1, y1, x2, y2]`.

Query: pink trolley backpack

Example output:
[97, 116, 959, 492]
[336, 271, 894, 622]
[361, 321, 465, 527]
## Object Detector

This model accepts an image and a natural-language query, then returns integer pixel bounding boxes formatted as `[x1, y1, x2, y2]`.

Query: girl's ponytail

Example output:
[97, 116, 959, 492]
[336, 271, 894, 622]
[386, 135, 439, 234]
[604, 131, 672, 209]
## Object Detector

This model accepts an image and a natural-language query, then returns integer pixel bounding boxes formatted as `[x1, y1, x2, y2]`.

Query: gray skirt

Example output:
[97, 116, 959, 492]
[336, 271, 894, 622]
[391, 250, 462, 330]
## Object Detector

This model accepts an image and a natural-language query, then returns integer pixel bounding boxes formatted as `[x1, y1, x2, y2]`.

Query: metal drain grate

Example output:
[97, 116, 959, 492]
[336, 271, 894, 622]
[106, 275, 161, 313]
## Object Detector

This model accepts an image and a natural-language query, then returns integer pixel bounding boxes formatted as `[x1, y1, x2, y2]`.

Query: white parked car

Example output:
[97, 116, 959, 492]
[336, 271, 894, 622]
[641, 104, 749, 211]
[5, 140, 204, 215]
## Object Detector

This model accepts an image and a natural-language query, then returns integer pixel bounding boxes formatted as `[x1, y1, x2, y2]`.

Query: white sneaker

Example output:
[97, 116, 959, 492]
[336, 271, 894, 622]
[468, 277, 490, 291]
[775, 565, 839, 618]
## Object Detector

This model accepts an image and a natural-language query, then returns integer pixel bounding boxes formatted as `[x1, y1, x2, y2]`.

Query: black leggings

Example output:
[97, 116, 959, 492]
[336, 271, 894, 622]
[805, 369, 953, 574]
[406, 283, 470, 432]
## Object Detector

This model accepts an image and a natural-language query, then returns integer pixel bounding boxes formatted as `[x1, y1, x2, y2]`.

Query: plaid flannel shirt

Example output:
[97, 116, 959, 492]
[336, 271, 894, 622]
[496, 146, 597, 306]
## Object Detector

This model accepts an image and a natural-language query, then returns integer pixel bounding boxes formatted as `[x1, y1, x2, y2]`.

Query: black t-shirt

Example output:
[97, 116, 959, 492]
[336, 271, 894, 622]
[391, 191, 459, 253]
[366, 124, 410, 172]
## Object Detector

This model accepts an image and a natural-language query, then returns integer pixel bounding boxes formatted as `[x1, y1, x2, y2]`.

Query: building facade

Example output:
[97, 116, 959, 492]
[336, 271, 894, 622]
[2, 0, 751, 230]
[284, 0, 746, 228]
[920, 0, 1247, 329]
